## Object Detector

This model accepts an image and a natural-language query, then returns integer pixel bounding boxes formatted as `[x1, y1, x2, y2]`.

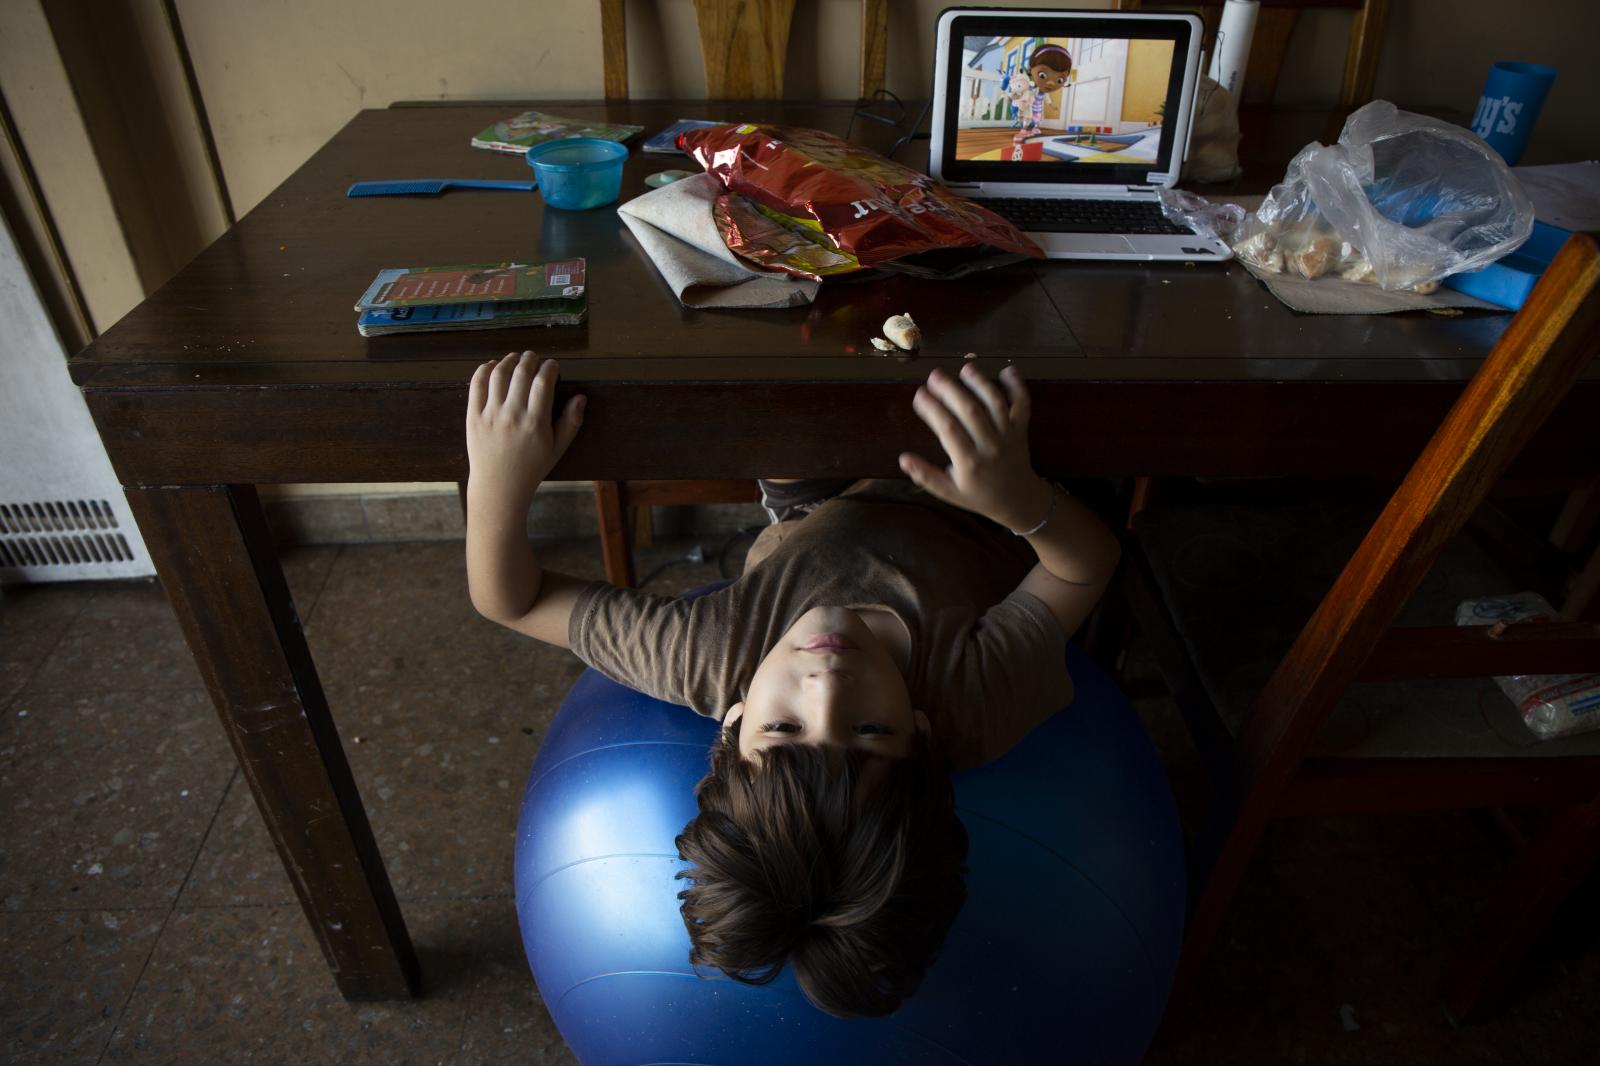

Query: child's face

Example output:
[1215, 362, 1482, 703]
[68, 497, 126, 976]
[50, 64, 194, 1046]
[1031, 64, 1069, 94]
[726, 606, 925, 760]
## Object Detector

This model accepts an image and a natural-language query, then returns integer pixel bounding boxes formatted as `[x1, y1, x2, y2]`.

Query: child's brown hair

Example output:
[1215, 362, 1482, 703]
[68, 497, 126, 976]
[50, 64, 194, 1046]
[674, 719, 968, 1017]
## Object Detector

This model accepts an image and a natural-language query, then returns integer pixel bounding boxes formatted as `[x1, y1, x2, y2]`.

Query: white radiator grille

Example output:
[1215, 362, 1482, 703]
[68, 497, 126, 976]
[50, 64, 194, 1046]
[1, 203, 152, 585]
[1, 204, 151, 584]
[0, 499, 142, 577]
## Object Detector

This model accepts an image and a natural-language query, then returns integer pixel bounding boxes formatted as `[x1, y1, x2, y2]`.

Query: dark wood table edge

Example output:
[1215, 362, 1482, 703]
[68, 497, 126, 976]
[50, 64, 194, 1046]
[83, 378, 1599, 487]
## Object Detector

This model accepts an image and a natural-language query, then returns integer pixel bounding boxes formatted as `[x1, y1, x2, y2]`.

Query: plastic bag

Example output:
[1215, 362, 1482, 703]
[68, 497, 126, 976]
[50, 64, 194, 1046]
[1233, 101, 1535, 292]
[1455, 592, 1600, 740]
[1157, 187, 1246, 243]
[680, 123, 1042, 281]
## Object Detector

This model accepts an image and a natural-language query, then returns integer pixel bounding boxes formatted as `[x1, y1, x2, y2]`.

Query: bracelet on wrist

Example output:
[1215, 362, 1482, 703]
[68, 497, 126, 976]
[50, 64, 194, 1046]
[1008, 481, 1061, 537]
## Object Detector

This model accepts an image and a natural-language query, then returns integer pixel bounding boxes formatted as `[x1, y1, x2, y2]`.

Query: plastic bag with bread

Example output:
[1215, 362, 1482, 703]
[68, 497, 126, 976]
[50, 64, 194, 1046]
[1231, 101, 1533, 293]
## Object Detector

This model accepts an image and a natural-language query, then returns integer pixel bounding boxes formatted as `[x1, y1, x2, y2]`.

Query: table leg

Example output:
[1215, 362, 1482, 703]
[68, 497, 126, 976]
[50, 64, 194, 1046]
[593, 480, 636, 587]
[125, 484, 420, 1000]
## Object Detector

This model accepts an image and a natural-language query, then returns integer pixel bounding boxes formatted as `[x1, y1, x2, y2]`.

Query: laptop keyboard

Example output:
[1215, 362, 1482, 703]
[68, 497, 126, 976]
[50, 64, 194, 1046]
[971, 196, 1191, 235]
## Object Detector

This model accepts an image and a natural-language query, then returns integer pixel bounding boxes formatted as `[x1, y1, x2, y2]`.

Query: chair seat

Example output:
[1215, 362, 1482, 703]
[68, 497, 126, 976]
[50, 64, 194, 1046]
[1132, 504, 1600, 760]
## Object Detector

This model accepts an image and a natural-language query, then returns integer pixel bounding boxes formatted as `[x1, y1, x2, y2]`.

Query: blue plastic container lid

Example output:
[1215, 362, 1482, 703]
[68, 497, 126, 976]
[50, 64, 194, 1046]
[524, 138, 628, 170]
[1441, 220, 1573, 311]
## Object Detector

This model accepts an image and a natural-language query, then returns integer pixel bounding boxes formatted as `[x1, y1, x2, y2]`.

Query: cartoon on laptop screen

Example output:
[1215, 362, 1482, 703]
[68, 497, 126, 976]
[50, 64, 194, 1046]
[953, 35, 1177, 165]
[931, 8, 1231, 261]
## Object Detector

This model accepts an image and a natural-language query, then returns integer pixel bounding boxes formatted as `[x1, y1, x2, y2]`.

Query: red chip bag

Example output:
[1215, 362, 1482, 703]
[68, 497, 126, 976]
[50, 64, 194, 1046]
[681, 123, 1043, 281]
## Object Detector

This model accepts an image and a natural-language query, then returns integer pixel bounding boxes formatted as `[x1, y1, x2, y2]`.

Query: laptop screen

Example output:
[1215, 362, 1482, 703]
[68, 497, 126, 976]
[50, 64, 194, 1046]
[935, 12, 1197, 187]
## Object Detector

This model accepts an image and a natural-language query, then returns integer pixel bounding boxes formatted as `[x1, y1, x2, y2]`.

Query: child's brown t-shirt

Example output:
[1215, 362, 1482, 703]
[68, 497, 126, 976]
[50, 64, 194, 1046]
[567, 480, 1072, 768]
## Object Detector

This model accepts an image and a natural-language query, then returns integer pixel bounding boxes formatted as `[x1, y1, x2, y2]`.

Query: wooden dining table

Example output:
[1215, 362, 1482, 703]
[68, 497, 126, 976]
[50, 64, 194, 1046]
[69, 99, 1598, 1000]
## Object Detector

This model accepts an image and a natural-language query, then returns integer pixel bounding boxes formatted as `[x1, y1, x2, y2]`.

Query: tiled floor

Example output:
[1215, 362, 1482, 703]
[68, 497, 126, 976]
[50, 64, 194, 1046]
[2, 533, 1596, 1065]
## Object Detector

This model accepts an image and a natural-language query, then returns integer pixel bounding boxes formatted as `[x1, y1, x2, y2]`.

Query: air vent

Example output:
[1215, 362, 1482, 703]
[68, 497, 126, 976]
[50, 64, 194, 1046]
[0, 499, 140, 578]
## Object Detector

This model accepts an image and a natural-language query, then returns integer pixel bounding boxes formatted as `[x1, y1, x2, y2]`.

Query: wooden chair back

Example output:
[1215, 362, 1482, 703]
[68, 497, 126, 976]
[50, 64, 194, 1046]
[600, 0, 889, 100]
[1238, 232, 1600, 797]
[1170, 232, 1600, 1017]
[1114, 0, 1390, 107]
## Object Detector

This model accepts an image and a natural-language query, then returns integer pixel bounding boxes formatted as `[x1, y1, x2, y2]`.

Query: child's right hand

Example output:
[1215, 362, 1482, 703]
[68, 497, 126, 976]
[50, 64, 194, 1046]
[466, 351, 585, 513]
[899, 364, 1053, 534]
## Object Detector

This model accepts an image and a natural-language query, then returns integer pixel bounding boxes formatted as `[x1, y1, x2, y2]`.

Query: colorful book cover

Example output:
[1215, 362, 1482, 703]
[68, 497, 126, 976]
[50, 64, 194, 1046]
[355, 260, 586, 310]
[470, 111, 643, 155]
[642, 118, 727, 154]
[356, 297, 587, 336]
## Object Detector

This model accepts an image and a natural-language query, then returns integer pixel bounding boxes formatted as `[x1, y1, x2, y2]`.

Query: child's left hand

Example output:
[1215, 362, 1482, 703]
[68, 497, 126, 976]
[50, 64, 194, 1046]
[899, 363, 1051, 533]
[466, 351, 585, 511]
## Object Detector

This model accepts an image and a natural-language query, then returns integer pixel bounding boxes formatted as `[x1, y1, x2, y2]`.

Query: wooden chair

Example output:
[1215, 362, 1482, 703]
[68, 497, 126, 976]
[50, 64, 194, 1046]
[599, 0, 889, 101]
[1113, 0, 1390, 107]
[1121, 232, 1600, 1021]
[589, 0, 888, 585]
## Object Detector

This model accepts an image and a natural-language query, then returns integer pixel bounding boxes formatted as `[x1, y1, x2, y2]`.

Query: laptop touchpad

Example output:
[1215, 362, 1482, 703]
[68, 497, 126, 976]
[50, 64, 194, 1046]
[1043, 234, 1142, 256]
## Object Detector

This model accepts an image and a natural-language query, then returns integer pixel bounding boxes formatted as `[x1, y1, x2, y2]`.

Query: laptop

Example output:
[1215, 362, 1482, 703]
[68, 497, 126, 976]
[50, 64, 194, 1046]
[930, 7, 1231, 261]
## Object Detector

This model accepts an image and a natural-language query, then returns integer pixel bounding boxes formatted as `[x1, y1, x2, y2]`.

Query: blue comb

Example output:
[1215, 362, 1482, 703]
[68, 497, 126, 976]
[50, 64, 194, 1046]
[346, 178, 537, 197]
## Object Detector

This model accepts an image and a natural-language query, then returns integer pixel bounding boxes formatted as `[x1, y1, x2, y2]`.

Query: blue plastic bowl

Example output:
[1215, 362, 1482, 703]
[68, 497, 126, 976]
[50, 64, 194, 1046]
[525, 138, 628, 211]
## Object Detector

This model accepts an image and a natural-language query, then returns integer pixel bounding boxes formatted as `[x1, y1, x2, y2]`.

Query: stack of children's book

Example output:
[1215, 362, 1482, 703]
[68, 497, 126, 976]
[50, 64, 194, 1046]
[471, 111, 642, 155]
[641, 118, 726, 154]
[354, 260, 587, 337]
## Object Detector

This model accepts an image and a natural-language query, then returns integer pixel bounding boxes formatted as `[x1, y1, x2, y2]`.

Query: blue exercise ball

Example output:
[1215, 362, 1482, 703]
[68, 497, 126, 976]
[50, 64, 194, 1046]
[515, 641, 1184, 1065]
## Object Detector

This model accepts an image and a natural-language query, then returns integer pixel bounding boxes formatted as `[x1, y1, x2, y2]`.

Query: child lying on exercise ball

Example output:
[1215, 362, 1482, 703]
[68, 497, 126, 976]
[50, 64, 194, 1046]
[464, 351, 1120, 1017]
